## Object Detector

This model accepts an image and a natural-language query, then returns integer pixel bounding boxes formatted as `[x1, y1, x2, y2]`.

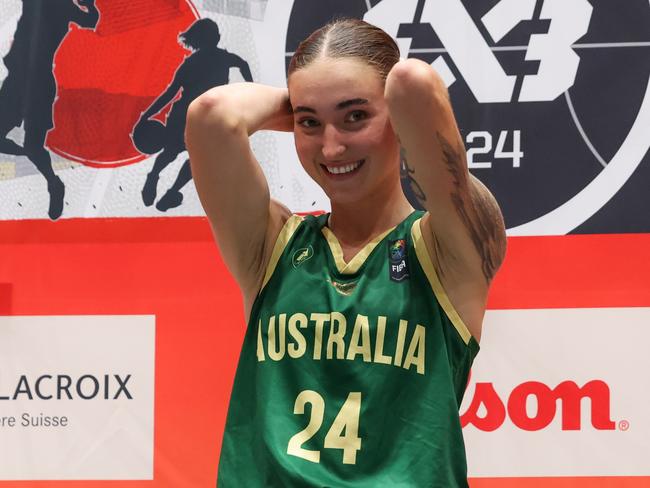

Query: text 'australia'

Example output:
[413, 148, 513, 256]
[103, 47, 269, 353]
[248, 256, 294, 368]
[256, 312, 426, 375]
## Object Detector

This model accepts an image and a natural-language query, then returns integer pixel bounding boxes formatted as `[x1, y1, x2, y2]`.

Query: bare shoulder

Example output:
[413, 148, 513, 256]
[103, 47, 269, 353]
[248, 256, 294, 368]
[452, 172, 507, 284]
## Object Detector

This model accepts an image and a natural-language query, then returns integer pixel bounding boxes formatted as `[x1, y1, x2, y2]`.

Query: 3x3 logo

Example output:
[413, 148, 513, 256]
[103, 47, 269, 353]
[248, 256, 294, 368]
[364, 0, 593, 103]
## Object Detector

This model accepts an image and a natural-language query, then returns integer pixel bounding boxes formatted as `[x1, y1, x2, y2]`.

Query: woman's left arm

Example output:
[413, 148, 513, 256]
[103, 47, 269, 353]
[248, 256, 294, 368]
[385, 58, 507, 337]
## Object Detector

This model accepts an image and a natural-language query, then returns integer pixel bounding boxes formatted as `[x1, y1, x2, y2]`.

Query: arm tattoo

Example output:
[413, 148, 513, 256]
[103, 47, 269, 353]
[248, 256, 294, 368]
[400, 146, 427, 208]
[437, 132, 506, 283]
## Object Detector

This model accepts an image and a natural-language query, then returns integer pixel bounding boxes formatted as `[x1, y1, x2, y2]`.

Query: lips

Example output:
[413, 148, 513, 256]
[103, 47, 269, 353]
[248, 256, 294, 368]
[321, 159, 365, 176]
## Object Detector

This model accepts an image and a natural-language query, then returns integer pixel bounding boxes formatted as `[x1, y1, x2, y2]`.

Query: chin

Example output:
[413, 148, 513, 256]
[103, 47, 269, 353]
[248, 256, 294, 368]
[324, 185, 371, 207]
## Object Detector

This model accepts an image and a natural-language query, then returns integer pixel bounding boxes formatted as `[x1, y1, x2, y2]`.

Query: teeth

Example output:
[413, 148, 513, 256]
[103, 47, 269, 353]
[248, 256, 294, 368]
[326, 160, 362, 175]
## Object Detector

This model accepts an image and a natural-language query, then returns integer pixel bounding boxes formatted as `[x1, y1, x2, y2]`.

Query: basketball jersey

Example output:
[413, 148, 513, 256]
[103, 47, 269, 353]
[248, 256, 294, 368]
[217, 211, 480, 487]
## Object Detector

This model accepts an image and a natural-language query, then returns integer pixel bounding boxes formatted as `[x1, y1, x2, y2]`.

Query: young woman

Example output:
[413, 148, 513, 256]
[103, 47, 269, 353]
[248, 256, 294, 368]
[186, 18, 506, 488]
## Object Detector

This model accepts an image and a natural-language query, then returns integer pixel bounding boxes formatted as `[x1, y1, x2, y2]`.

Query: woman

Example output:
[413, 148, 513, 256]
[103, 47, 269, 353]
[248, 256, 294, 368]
[186, 18, 506, 488]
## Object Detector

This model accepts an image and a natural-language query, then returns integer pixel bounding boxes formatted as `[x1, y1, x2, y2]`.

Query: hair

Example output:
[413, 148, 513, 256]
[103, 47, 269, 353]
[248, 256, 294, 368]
[288, 18, 400, 81]
[179, 18, 221, 51]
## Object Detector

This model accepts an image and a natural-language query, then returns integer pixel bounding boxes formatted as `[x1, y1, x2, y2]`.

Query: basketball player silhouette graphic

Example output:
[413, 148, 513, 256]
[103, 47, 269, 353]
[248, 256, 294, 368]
[0, 0, 99, 220]
[135, 18, 253, 211]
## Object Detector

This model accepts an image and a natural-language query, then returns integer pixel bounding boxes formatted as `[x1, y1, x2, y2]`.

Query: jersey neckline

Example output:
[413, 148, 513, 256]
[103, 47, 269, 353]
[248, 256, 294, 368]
[317, 210, 422, 275]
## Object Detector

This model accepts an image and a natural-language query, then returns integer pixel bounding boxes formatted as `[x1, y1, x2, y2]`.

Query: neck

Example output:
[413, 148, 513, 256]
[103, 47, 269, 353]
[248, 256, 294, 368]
[328, 178, 414, 248]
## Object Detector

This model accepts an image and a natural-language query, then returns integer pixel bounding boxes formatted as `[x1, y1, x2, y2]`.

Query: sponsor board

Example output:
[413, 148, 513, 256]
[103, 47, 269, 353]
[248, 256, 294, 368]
[0, 219, 649, 486]
[0, 315, 155, 480]
[461, 307, 650, 477]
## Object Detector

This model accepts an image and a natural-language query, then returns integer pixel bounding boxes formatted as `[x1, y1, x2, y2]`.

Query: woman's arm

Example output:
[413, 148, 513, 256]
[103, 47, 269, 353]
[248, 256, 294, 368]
[186, 83, 293, 311]
[385, 59, 506, 340]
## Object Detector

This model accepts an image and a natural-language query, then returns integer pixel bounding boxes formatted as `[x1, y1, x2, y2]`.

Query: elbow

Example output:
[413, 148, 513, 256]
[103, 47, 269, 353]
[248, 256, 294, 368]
[187, 90, 245, 136]
[385, 58, 447, 107]
[185, 92, 247, 158]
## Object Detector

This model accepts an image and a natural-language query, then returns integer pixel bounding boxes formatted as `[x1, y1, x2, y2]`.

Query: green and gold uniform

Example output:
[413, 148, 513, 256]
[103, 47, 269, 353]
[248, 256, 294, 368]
[217, 211, 479, 487]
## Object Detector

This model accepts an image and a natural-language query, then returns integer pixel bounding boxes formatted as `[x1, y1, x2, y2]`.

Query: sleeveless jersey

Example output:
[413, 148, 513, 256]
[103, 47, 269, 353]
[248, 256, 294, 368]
[217, 211, 480, 487]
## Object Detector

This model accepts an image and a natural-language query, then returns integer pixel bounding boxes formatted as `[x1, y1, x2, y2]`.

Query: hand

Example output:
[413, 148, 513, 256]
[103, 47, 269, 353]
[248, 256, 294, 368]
[262, 96, 294, 132]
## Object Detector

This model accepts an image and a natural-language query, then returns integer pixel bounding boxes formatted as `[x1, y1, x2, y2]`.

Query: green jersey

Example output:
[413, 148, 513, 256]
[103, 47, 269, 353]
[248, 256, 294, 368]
[218, 211, 479, 487]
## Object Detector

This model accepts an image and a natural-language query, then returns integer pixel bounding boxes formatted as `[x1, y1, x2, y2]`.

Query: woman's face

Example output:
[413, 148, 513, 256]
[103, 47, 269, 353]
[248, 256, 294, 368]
[288, 57, 400, 205]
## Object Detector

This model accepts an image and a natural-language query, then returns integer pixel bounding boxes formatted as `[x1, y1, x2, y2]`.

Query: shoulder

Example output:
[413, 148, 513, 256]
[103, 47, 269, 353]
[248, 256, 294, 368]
[255, 213, 327, 291]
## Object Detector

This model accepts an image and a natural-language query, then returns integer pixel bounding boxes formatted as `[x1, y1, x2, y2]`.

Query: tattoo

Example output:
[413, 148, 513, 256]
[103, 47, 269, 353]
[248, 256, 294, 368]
[400, 146, 427, 208]
[437, 132, 506, 283]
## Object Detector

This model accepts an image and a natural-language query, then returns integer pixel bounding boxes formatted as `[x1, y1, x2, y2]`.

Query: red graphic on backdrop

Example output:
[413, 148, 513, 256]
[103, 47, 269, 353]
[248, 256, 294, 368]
[461, 380, 617, 432]
[47, 0, 198, 167]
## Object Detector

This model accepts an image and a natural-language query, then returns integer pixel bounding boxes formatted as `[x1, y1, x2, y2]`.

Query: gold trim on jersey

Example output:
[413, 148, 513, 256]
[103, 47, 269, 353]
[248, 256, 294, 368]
[260, 215, 304, 292]
[411, 218, 473, 345]
[321, 225, 395, 275]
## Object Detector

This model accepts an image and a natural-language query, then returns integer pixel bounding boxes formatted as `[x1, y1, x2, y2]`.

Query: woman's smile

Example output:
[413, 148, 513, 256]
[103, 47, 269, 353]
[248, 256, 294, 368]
[321, 159, 366, 178]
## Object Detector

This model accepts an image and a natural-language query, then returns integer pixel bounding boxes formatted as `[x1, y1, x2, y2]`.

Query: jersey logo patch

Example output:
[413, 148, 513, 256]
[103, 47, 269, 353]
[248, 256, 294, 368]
[389, 238, 409, 282]
[292, 245, 314, 268]
[327, 278, 358, 296]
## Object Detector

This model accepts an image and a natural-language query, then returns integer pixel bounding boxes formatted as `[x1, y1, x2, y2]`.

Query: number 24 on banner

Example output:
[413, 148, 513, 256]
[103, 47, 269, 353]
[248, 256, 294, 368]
[467, 130, 524, 169]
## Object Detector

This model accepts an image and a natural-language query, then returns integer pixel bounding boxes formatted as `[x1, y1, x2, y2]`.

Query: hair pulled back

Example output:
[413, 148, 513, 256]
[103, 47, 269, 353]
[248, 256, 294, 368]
[288, 18, 400, 81]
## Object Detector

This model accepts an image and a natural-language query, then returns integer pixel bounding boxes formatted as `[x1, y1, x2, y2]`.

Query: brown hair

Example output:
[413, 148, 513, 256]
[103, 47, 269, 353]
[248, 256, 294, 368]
[288, 18, 400, 81]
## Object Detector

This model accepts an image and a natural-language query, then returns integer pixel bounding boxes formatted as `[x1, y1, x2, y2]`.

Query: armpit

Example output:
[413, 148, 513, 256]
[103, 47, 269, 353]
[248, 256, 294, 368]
[437, 133, 506, 283]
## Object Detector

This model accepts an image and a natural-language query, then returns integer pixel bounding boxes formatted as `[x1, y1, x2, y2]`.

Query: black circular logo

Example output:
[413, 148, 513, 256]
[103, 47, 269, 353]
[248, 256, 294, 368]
[285, 0, 650, 234]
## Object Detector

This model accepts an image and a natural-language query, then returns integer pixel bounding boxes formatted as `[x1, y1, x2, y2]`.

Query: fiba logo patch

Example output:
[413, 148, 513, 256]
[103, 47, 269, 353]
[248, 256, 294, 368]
[388, 238, 409, 282]
[283, 0, 650, 235]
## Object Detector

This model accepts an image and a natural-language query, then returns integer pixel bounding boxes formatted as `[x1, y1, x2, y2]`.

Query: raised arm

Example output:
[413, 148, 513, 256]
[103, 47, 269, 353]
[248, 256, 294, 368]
[385, 59, 506, 340]
[185, 83, 293, 314]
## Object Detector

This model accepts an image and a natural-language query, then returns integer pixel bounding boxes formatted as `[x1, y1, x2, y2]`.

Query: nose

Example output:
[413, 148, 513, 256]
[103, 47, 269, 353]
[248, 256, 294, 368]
[321, 124, 346, 160]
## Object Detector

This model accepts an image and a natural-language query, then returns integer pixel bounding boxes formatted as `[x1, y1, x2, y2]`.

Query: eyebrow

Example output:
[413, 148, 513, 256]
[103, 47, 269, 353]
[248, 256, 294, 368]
[292, 98, 369, 114]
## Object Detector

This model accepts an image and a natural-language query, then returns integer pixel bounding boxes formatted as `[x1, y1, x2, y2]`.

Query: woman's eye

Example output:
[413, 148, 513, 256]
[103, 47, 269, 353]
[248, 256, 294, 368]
[297, 118, 319, 129]
[346, 110, 368, 123]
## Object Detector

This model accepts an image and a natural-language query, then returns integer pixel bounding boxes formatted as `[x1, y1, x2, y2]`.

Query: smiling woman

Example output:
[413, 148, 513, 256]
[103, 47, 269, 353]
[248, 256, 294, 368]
[186, 17, 505, 488]
[288, 57, 402, 209]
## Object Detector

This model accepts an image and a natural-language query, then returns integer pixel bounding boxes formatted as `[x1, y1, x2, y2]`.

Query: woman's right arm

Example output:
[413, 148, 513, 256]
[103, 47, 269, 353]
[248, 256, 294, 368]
[186, 83, 293, 310]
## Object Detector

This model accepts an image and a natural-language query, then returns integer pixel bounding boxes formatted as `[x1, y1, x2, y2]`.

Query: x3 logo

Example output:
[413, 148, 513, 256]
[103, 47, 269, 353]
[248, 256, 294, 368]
[365, 0, 593, 103]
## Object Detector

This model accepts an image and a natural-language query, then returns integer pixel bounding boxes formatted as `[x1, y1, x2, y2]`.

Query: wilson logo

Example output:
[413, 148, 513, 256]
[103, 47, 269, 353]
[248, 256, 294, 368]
[461, 379, 616, 432]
